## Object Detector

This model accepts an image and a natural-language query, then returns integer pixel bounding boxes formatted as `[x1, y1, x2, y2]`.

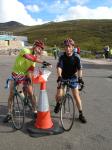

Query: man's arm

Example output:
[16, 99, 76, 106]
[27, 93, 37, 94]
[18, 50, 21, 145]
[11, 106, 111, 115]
[75, 55, 83, 78]
[75, 55, 84, 84]
[57, 67, 62, 77]
[57, 67, 63, 83]
[77, 69, 84, 84]
[57, 54, 63, 83]
[77, 69, 82, 78]
[23, 54, 43, 64]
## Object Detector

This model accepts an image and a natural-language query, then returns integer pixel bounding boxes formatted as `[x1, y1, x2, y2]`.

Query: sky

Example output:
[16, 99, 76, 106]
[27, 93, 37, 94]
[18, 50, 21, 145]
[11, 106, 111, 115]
[0, 0, 112, 26]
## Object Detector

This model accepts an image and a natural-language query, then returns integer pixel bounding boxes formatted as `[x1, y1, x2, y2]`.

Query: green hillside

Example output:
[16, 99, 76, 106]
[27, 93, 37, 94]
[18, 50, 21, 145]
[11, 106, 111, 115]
[1, 19, 112, 51]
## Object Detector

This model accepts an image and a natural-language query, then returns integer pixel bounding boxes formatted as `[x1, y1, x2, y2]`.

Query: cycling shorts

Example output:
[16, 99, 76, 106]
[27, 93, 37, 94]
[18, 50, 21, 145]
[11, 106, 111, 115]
[12, 72, 31, 85]
[67, 77, 78, 89]
[58, 77, 78, 89]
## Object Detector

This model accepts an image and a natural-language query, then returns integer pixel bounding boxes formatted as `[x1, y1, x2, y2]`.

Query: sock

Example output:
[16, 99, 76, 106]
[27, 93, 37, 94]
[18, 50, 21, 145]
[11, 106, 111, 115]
[34, 110, 37, 114]
[79, 110, 83, 116]
[8, 112, 11, 115]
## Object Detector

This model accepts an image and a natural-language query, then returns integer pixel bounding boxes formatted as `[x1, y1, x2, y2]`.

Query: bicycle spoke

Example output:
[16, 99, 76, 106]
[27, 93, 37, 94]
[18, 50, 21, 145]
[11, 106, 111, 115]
[12, 94, 25, 130]
[60, 94, 75, 131]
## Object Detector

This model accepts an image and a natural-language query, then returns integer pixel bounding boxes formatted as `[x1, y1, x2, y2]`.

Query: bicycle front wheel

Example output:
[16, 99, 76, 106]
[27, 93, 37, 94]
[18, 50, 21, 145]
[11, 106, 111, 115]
[60, 94, 75, 131]
[12, 94, 25, 130]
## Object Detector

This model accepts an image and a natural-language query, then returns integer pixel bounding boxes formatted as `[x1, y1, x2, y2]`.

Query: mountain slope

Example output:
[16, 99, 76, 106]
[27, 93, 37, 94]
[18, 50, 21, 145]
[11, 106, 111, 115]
[0, 20, 112, 50]
[0, 21, 29, 32]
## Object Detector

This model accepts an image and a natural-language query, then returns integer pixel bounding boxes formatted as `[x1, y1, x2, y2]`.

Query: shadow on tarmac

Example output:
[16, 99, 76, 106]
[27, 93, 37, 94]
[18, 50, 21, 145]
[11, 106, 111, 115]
[0, 103, 64, 137]
[0, 102, 82, 138]
[0, 103, 17, 133]
[83, 63, 112, 70]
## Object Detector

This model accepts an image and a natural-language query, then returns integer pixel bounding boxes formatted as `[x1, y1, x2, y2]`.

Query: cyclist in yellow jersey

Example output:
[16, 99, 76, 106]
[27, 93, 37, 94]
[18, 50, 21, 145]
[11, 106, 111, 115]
[4, 40, 51, 123]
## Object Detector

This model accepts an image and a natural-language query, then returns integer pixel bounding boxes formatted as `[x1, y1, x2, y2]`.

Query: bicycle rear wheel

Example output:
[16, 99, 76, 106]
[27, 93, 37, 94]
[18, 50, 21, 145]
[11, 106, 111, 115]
[12, 94, 25, 130]
[60, 94, 75, 131]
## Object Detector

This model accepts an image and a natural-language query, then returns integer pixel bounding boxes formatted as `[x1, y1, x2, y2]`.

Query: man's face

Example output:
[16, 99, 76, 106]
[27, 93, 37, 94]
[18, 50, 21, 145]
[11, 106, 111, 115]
[33, 46, 43, 55]
[65, 45, 74, 56]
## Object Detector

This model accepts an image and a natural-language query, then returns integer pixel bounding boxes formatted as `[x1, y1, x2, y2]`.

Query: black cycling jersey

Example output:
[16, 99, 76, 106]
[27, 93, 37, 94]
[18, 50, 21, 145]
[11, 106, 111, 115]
[57, 52, 82, 79]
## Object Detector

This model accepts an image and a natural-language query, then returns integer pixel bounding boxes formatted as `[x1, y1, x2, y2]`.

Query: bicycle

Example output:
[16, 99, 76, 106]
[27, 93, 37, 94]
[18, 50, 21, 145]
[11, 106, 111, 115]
[58, 79, 84, 131]
[5, 77, 33, 130]
[5, 63, 52, 130]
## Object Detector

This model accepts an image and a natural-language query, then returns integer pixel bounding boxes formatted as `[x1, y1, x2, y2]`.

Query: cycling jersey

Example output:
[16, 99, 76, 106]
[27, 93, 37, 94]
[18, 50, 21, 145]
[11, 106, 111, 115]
[12, 48, 36, 76]
[57, 52, 82, 79]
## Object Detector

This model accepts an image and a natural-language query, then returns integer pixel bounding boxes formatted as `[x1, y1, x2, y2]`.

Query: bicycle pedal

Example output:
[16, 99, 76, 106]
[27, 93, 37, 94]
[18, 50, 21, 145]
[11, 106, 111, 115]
[65, 111, 70, 114]
[15, 111, 20, 113]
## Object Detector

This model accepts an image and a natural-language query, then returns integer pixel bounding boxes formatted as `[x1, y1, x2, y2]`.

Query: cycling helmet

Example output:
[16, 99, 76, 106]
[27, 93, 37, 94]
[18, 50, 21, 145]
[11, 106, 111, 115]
[64, 38, 75, 46]
[33, 40, 44, 49]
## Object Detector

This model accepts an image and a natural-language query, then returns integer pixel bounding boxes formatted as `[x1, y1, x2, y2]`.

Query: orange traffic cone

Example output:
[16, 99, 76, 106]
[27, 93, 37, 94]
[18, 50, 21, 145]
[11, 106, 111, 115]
[27, 68, 64, 137]
[32, 74, 45, 84]
[35, 81, 53, 129]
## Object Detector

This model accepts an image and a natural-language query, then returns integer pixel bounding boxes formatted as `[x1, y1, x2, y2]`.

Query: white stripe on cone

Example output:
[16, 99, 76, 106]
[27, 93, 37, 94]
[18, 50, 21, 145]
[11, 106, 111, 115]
[38, 90, 49, 112]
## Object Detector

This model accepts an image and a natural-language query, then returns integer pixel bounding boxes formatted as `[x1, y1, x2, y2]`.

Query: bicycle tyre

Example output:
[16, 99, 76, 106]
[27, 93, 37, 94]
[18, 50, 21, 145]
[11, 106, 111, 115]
[12, 94, 25, 130]
[60, 94, 75, 131]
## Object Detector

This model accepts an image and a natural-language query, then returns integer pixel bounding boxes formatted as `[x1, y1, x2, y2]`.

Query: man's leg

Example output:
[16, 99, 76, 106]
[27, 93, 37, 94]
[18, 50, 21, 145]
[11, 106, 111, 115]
[54, 88, 64, 113]
[26, 72, 37, 117]
[72, 88, 87, 123]
[3, 81, 14, 123]
[27, 84, 37, 113]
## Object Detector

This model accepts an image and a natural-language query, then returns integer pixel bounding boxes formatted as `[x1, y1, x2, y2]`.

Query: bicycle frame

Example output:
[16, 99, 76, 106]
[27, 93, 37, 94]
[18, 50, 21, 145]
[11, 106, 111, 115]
[60, 80, 71, 95]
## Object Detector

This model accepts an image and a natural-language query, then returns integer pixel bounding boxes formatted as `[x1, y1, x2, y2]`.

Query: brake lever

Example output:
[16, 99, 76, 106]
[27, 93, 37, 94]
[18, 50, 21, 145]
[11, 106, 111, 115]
[79, 84, 86, 94]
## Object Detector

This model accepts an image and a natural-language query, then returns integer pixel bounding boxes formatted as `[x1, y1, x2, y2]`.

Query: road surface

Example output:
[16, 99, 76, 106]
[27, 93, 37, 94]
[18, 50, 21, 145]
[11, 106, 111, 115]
[0, 55, 112, 150]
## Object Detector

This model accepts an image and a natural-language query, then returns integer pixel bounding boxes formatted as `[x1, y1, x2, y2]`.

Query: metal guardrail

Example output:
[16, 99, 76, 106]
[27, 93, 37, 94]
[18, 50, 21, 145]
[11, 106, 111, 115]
[81, 50, 104, 58]
[81, 50, 92, 54]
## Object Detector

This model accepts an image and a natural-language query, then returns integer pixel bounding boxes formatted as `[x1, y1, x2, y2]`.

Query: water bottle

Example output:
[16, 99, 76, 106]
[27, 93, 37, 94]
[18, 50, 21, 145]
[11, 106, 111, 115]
[19, 91, 25, 99]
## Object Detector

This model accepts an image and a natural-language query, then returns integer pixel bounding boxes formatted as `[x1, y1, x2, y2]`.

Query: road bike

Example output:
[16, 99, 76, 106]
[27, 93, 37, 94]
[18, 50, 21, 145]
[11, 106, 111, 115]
[58, 79, 84, 131]
[5, 77, 33, 130]
[5, 63, 51, 130]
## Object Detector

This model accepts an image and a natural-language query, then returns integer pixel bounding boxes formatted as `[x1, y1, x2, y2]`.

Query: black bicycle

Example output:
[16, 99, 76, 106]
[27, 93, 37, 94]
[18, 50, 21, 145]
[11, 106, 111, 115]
[59, 79, 84, 131]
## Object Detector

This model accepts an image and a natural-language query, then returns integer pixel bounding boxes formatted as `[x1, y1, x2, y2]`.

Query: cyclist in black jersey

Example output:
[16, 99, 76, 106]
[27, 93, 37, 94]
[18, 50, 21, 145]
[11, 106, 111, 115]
[54, 38, 87, 123]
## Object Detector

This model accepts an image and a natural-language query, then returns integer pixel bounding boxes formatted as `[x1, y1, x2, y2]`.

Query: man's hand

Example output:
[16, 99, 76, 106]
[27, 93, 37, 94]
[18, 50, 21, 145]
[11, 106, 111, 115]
[78, 77, 84, 85]
[42, 61, 52, 67]
[57, 76, 62, 83]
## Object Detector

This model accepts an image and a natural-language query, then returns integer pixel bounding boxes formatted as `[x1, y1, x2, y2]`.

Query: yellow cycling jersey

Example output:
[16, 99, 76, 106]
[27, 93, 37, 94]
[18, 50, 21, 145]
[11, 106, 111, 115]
[12, 48, 35, 75]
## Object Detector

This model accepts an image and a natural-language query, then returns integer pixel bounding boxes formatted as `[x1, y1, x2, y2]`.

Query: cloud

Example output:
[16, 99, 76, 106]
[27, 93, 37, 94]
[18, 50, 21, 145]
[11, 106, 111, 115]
[46, 0, 69, 14]
[0, 0, 112, 26]
[62, 0, 90, 5]
[0, 0, 46, 25]
[71, 0, 90, 5]
[26, 4, 40, 12]
[54, 5, 112, 22]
